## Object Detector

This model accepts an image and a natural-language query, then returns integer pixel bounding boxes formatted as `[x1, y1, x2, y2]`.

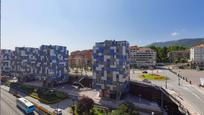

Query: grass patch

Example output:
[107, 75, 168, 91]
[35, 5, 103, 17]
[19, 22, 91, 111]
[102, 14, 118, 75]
[4, 81, 11, 87]
[10, 82, 68, 104]
[141, 74, 167, 80]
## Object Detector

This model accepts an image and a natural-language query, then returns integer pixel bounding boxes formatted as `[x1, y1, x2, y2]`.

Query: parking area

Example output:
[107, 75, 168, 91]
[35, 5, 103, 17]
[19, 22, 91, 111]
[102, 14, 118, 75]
[172, 69, 204, 85]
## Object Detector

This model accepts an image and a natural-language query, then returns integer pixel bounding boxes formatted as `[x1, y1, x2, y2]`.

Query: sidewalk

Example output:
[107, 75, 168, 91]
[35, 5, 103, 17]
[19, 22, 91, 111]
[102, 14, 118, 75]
[0, 85, 72, 115]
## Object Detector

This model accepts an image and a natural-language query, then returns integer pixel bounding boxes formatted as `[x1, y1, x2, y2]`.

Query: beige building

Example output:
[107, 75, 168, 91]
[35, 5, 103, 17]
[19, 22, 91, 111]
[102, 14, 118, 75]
[168, 50, 190, 63]
[190, 44, 204, 67]
[130, 46, 156, 68]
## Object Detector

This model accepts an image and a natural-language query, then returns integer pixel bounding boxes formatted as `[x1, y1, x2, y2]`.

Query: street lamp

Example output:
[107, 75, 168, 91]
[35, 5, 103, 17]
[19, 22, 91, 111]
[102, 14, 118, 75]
[165, 73, 168, 89]
[139, 94, 142, 102]
[178, 71, 180, 86]
[165, 77, 167, 89]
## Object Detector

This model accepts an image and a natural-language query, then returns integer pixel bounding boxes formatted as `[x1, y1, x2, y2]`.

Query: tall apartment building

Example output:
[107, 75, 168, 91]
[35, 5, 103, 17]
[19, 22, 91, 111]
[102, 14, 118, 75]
[168, 50, 190, 63]
[92, 40, 130, 99]
[190, 44, 204, 67]
[1, 45, 69, 84]
[13, 47, 41, 81]
[130, 46, 156, 68]
[1, 49, 13, 76]
[40, 45, 69, 82]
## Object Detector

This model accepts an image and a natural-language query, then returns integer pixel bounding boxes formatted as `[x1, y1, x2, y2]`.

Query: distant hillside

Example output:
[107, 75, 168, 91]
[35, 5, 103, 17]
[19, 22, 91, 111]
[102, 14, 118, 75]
[148, 38, 204, 47]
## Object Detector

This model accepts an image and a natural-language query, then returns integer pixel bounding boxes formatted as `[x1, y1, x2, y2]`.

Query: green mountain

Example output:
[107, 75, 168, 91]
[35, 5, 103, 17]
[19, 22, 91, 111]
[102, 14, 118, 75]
[148, 38, 204, 47]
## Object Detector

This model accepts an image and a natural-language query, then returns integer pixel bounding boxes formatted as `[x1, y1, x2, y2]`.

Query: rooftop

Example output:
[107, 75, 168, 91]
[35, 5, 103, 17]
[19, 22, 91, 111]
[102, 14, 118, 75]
[193, 44, 204, 48]
[18, 97, 34, 107]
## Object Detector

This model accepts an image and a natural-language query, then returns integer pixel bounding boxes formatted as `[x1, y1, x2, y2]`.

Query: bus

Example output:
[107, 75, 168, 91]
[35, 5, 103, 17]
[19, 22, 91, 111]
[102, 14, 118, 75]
[16, 98, 35, 114]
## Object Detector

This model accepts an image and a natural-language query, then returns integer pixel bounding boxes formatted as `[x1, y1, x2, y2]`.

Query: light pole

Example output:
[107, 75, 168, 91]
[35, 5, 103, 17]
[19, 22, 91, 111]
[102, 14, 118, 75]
[178, 70, 180, 86]
[139, 94, 142, 102]
[165, 77, 167, 89]
[165, 73, 168, 89]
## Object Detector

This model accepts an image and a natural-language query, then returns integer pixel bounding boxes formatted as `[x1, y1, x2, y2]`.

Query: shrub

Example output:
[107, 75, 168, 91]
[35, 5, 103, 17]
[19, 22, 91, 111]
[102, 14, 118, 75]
[76, 96, 94, 115]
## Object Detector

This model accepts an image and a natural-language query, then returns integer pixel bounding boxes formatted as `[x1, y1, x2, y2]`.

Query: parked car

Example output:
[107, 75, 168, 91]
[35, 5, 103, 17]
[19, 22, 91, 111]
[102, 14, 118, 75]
[143, 79, 151, 83]
[142, 71, 148, 74]
[53, 109, 62, 115]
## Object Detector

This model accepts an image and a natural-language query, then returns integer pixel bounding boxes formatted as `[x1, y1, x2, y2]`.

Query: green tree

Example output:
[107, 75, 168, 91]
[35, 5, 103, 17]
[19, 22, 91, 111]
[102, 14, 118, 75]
[148, 45, 187, 63]
[76, 96, 94, 115]
[112, 102, 139, 115]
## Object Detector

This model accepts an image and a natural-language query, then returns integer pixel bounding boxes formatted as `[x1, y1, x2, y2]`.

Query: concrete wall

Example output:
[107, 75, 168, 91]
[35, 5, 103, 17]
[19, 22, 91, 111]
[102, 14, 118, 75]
[68, 75, 183, 115]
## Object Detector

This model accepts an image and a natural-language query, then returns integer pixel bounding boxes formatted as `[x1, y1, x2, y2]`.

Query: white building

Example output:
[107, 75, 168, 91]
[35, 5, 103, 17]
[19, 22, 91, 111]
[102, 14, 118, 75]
[190, 44, 204, 67]
[130, 46, 156, 68]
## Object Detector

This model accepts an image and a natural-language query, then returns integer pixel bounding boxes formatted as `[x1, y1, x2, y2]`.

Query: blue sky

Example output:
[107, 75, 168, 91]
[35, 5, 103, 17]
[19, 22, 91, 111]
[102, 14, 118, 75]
[2, 0, 204, 52]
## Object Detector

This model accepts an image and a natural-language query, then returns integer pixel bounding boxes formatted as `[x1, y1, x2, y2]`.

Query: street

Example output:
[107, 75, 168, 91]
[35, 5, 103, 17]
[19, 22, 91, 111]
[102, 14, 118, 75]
[0, 87, 38, 115]
[130, 69, 204, 115]
[162, 69, 204, 115]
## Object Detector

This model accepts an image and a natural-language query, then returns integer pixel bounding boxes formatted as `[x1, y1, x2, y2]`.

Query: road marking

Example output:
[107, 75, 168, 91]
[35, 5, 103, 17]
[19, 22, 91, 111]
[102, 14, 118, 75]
[182, 86, 204, 103]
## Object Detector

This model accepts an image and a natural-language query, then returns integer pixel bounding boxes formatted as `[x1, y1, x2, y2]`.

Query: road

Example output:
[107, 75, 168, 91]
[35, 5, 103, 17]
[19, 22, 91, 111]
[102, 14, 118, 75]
[162, 69, 204, 115]
[0, 87, 38, 115]
[130, 69, 204, 115]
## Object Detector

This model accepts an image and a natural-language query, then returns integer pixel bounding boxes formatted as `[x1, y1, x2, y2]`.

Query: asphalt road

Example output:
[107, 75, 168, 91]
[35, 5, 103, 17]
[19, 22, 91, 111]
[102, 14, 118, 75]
[0, 88, 38, 115]
[130, 69, 204, 115]
[162, 70, 204, 115]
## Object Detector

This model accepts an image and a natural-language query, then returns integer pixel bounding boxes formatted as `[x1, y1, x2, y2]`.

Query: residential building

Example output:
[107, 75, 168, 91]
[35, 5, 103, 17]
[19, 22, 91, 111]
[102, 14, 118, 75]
[130, 46, 156, 68]
[168, 50, 190, 63]
[190, 44, 204, 67]
[69, 51, 82, 68]
[69, 49, 92, 69]
[0, 49, 13, 76]
[40, 45, 69, 83]
[13, 47, 40, 81]
[81, 49, 92, 67]
[1, 45, 69, 84]
[92, 40, 130, 99]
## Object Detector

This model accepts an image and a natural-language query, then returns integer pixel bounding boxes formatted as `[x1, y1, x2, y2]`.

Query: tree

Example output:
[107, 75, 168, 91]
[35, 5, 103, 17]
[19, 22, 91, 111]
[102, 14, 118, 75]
[112, 102, 139, 115]
[148, 45, 187, 63]
[76, 96, 94, 115]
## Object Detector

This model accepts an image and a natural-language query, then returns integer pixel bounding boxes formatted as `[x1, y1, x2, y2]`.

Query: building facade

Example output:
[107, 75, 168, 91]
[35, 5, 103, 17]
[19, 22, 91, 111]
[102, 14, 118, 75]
[13, 47, 41, 81]
[130, 46, 156, 68]
[1, 45, 69, 84]
[92, 40, 130, 99]
[40, 45, 69, 83]
[69, 49, 92, 69]
[1, 49, 13, 76]
[190, 44, 204, 67]
[168, 50, 190, 63]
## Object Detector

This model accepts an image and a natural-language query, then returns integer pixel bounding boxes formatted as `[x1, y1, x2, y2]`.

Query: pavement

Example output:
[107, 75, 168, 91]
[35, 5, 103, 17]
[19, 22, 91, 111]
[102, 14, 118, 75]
[0, 87, 38, 115]
[1, 85, 72, 115]
[130, 69, 204, 115]
[172, 69, 204, 86]
[25, 81, 163, 114]
[69, 69, 92, 77]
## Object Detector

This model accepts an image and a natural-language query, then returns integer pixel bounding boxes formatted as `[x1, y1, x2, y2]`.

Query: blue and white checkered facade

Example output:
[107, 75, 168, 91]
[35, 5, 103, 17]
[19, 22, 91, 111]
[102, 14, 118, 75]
[40, 45, 69, 81]
[92, 40, 130, 97]
[13, 47, 41, 80]
[1, 49, 14, 76]
[1, 45, 69, 82]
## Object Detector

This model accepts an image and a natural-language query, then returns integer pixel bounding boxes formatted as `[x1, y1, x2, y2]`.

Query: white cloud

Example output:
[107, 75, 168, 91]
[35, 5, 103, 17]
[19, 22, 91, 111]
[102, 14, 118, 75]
[171, 32, 179, 37]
